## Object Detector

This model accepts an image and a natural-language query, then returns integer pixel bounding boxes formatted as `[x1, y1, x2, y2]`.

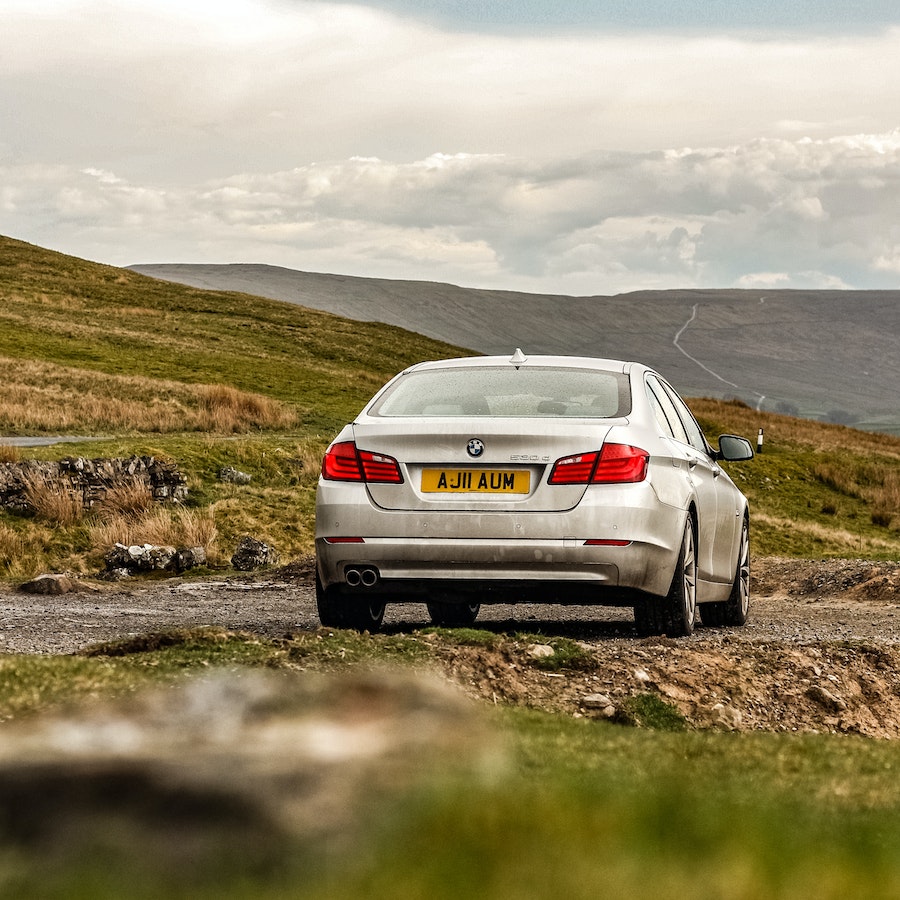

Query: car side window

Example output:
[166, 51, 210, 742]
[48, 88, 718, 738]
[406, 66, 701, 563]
[646, 377, 689, 444]
[659, 379, 709, 454]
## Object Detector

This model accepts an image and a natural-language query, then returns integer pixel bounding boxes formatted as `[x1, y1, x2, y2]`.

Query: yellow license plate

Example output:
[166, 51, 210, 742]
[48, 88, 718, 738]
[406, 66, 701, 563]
[421, 469, 530, 494]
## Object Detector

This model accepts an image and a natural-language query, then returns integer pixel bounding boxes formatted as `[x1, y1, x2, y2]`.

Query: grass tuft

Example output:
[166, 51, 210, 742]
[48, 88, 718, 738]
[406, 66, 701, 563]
[615, 692, 690, 731]
[197, 383, 297, 432]
[517, 634, 595, 671]
[423, 627, 503, 647]
[22, 474, 84, 526]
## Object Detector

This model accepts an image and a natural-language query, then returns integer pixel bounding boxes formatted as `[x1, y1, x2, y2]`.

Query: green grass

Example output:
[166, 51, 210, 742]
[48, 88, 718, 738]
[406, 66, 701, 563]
[4, 631, 900, 898]
[0, 234, 465, 435]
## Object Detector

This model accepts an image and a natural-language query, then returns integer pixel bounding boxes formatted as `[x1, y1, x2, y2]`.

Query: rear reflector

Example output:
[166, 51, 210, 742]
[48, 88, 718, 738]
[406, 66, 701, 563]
[584, 539, 632, 547]
[322, 441, 403, 483]
[549, 443, 648, 485]
[323, 537, 365, 544]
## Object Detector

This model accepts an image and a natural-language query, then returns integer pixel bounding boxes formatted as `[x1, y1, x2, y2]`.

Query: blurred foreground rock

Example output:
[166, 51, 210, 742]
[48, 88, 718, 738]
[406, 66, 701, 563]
[0, 665, 499, 879]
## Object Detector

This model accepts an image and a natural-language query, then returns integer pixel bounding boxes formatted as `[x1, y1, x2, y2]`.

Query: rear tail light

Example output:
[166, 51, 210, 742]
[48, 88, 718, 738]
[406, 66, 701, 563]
[321, 441, 403, 483]
[549, 443, 648, 485]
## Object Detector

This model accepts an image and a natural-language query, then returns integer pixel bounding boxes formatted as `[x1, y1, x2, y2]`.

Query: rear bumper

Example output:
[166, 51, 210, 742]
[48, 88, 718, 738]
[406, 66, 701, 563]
[316, 534, 679, 602]
[316, 477, 685, 602]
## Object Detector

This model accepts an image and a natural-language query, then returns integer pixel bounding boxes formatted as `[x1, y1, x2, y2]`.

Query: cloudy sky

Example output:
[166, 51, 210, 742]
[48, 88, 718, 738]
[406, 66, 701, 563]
[4, 0, 900, 295]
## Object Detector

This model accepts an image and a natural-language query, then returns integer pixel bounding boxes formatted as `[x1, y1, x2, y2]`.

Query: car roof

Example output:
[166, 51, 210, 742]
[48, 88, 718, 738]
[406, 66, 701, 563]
[401, 352, 644, 375]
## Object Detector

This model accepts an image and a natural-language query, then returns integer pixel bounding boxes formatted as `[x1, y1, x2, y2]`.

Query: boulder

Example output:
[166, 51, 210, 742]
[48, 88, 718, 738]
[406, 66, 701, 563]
[219, 466, 252, 485]
[19, 573, 76, 595]
[102, 542, 204, 577]
[231, 536, 278, 571]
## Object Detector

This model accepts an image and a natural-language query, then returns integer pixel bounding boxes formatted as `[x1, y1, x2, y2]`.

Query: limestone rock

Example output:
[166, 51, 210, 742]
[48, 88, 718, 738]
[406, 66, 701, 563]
[219, 466, 252, 485]
[231, 536, 278, 571]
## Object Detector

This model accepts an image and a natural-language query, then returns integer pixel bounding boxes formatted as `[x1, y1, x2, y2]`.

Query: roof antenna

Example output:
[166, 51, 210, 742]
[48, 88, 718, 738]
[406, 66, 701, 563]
[509, 348, 527, 369]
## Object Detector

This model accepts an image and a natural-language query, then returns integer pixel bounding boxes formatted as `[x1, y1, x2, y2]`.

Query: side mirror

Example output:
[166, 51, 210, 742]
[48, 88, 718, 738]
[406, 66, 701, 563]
[716, 434, 754, 461]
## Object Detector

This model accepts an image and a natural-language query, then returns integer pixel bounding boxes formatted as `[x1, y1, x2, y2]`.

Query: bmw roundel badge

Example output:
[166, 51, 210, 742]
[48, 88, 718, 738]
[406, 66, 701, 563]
[466, 438, 485, 458]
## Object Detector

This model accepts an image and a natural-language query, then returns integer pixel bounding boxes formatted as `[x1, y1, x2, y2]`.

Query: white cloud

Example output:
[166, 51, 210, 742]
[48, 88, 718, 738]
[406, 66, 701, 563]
[3, 2, 900, 292]
[4, 131, 900, 293]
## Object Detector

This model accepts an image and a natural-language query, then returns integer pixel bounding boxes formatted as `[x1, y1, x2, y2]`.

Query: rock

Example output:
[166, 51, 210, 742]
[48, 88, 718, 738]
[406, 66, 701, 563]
[104, 543, 175, 572]
[0, 456, 188, 512]
[102, 542, 203, 577]
[100, 567, 132, 582]
[19, 574, 75, 595]
[0, 668, 494, 880]
[527, 643, 555, 659]
[219, 466, 252, 485]
[710, 702, 743, 730]
[142, 545, 177, 571]
[581, 693, 617, 717]
[104, 543, 145, 570]
[806, 684, 847, 713]
[174, 546, 207, 572]
[581, 694, 616, 718]
[231, 536, 278, 571]
[581, 693, 613, 708]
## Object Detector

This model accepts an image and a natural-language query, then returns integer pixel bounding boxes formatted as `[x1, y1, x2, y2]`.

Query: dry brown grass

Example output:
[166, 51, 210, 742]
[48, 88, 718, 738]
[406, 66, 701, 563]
[813, 460, 900, 529]
[86, 506, 220, 564]
[197, 384, 295, 432]
[0, 522, 29, 576]
[691, 397, 900, 458]
[0, 356, 298, 434]
[0, 445, 20, 464]
[22, 475, 84, 526]
[92, 482, 157, 520]
[753, 512, 898, 555]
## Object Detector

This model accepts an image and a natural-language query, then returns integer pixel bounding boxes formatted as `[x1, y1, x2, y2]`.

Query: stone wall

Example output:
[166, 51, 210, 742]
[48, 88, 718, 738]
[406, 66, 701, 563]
[0, 456, 188, 512]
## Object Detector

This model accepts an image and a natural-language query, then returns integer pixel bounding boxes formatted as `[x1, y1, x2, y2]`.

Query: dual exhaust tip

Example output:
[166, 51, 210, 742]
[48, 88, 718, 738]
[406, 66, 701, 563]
[345, 566, 379, 588]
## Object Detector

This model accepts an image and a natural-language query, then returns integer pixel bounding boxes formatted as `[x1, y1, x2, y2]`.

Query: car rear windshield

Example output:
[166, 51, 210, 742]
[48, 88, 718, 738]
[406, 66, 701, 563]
[370, 366, 631, 418]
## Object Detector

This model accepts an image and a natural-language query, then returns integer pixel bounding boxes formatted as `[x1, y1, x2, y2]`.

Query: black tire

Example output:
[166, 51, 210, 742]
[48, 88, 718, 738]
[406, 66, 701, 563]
[700, 518, 750, 628]
[315, 572, 386, 632]
[633, 596, 668, 636]
[663, 518, 697, 637]
[426, 599, 480, 627]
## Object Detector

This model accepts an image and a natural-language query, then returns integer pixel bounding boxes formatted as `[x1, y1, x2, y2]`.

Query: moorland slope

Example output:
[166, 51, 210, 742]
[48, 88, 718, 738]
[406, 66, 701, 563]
[132, 262, 900, 433]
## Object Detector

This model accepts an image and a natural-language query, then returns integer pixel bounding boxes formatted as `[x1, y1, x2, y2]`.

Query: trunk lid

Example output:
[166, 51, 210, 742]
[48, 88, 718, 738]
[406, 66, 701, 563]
[352, 418, 618, 512]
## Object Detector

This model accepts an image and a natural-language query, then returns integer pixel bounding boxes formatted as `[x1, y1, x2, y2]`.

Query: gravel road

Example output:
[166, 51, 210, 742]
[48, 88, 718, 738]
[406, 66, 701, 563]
[3, 557, 900, 655]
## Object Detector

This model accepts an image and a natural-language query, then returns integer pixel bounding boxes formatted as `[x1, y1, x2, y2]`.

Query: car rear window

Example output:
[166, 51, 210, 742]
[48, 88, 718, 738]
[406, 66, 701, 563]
[370, 367, 631, 418]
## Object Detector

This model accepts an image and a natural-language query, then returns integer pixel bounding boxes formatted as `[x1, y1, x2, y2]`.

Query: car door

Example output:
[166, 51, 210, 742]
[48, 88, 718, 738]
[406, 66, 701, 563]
[646, 376, 727, 587]
[658, 378, 738, 584]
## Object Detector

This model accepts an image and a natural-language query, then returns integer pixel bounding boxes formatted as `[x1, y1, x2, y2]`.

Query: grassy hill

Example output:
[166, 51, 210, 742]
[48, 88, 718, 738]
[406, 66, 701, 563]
[2, 234, 900, 576]
[131, 262, 900, 434]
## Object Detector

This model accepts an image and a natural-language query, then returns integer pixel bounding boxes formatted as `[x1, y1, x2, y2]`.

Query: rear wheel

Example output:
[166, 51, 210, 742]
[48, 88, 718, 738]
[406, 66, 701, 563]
[426, 599, 480, 627]
[700, 518, 750, 628]
[663, 519, 697, 637]
[633, 597, 667, 636]
[316, 573, 386, 632]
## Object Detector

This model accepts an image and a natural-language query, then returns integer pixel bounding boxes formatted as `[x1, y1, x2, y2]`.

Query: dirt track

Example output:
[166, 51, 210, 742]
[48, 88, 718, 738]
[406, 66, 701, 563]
[3, 557, 900, 737]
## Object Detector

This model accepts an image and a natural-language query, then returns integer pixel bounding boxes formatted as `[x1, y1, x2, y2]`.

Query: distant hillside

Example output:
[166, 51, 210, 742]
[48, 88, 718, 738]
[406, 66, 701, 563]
[130, 263, 900, 434]
[0, 236, 464, 436]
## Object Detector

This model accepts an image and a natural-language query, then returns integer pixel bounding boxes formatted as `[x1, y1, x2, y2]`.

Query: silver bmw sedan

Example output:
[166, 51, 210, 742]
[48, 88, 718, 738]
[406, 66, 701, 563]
[315, 351, 754, 637]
